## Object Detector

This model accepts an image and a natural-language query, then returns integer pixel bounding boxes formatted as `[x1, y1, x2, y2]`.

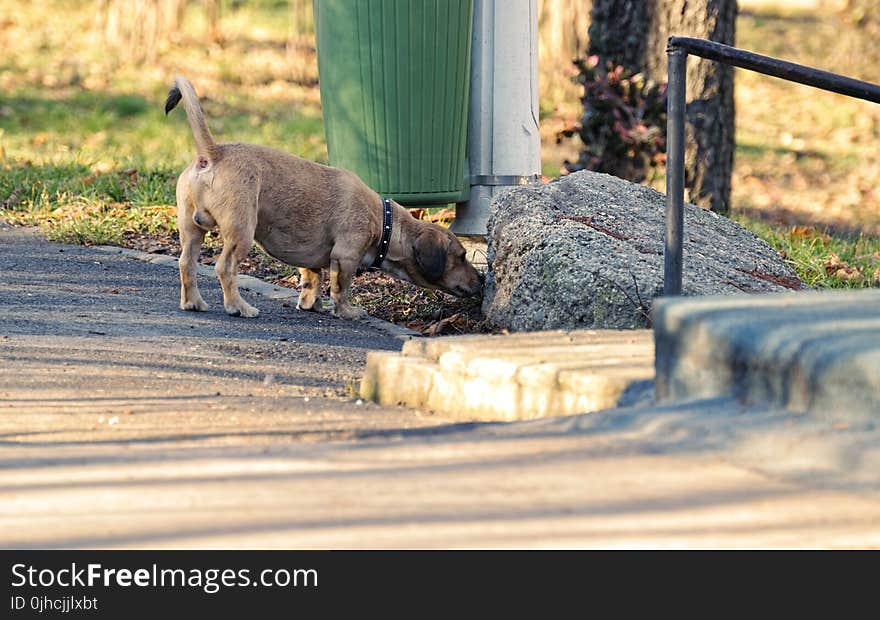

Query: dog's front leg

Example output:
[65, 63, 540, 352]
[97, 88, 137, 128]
[215, 232, 260, 318]
[329, 255, 366, 320]
[296, 267, 326, 312]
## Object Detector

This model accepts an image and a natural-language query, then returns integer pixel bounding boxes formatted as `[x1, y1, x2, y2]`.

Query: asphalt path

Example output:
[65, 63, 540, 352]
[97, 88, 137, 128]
[0, 222, 448, 429]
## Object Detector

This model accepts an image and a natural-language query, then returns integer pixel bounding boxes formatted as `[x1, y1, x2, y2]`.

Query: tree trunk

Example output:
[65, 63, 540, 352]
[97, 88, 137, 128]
[203, 0, 221, 42]
[538, 0, 592, 104]
[646, 0, 737, 215]
[95, 0, 190, 62]
[587, 0, 648, 73]
[589, 0, 737, 214]
[287, 0, 314, 84]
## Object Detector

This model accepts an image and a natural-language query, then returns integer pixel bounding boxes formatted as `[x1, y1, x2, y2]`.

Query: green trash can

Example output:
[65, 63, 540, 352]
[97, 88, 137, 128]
[314, 0, 472, 206]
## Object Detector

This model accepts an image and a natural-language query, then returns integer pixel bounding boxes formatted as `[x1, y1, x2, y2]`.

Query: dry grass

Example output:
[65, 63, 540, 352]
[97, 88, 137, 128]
[734, 4, 880, 235]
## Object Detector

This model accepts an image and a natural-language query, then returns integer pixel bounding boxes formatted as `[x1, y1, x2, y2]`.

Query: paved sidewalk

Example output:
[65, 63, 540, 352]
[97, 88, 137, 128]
[4, 398, 880, 549]
[2, 223, 880, 548]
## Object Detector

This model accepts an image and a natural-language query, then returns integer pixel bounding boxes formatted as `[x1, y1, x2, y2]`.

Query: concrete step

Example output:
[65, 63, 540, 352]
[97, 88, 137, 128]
[360, 330, 654, 421]
[653, 289, 880, 419]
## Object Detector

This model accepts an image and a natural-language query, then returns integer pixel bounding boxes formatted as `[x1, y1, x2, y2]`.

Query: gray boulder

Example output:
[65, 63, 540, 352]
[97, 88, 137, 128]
[482, 170, 805, 332]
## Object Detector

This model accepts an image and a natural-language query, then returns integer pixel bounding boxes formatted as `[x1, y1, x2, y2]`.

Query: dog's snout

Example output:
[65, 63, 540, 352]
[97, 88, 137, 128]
[453, 276, 483, 298]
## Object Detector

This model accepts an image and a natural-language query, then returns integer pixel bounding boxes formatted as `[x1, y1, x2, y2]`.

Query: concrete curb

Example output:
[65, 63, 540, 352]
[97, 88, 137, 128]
[360, 329, 655, 421]
[94, 245, 420, 341]
[653, 289, 880, 418]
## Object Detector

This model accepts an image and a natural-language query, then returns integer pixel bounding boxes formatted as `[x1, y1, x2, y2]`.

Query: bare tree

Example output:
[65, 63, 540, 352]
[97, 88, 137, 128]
[589, 0, 737, 214]
[95, 0, 227, 62]
[203, 0, 221, 43]
[587, 0, 649, 72]
[538, 0, 592, 105]
[287, 0, 315, 84]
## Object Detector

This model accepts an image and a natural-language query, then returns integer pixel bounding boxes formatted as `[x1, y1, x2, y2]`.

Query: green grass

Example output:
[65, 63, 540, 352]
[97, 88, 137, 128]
[735, 214, 880, 288]
[0, 159, 179, 243]
[0, 77, 325, 244]
[0, 85, 325, 176]
[0, 0, 327, 243]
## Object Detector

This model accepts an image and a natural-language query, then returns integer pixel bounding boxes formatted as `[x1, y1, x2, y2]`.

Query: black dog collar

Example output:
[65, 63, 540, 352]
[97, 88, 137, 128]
[371, 198, 393, 269]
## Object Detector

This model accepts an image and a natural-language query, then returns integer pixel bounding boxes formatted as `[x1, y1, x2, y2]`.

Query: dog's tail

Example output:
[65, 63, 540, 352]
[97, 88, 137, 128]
[164, 76, 218, 159]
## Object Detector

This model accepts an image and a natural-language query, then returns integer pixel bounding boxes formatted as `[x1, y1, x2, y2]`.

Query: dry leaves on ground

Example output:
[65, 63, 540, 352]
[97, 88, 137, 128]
[824, 251, 863, 281]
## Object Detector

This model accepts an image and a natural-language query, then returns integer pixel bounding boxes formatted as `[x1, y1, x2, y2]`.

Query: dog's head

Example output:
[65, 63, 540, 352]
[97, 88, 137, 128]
[408, 224, 483, 298]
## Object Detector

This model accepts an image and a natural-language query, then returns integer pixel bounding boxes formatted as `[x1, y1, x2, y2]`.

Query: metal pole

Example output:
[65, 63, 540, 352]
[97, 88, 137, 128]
[664, 47, 687, 297]
[452, 0, 541, 237]
[669, 36, 880, 104]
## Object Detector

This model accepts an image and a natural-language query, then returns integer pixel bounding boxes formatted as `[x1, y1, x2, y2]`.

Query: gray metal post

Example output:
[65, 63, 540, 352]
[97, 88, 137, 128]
[451, 0, 541, 237]
[664, 47, 687, 297]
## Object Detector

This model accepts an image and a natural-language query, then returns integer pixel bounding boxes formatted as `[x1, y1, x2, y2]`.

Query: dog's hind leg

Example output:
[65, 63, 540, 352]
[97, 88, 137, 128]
[329, 254, 366, 320]
[296, 267, 325, 312]
[215, 226, 260, 318]
[177, 192, 209, 312]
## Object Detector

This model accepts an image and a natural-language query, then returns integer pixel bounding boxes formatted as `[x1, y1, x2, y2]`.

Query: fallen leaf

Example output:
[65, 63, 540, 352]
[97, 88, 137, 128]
[788, 225, 829, 242]
[427, 208, 456, 223]
[824, 251, 863, 281]
[424, 312, 466, 336]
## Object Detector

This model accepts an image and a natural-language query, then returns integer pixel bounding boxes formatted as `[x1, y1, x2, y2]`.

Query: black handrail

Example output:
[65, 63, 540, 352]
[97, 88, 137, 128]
[663, 37, 880, 296]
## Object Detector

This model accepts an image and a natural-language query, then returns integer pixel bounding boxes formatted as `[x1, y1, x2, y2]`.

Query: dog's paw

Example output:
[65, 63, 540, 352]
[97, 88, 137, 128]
[225, 302, 260, 318]
[181, 298, 209, 312]
[296, 297, 326, 312]
[333, 305, 367, 320]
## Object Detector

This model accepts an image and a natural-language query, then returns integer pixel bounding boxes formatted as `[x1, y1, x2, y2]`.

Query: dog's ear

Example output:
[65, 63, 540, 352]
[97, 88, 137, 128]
[413, 228, 448, 283]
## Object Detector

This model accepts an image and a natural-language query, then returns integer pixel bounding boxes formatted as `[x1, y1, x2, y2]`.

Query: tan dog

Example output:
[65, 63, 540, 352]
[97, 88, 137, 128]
[165, 76, 482, 320]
